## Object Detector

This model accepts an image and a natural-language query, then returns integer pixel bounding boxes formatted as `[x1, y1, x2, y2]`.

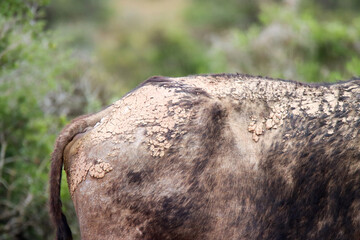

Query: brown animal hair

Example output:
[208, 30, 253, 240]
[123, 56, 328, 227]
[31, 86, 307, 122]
[49, 74, 360, 239]
[49, 107, 113, 240]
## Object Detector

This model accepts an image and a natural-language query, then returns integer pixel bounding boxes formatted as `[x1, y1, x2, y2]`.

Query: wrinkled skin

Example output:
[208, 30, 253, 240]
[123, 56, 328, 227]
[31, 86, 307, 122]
[50, 74, 360, 240]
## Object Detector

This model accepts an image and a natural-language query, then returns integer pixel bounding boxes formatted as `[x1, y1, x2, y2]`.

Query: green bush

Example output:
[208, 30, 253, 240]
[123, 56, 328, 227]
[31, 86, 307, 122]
[45, 0, 110, 26]
[185, 0, 360, 82]
[185, 0, 260, 31]
[99, 26, 228, 92]
[0, 0, 86, 239]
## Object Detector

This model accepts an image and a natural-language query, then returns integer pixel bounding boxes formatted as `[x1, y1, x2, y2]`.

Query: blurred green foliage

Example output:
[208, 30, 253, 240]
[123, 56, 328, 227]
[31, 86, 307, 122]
[45, 0, 110, 26]
[0, 0, 102, 239]
[184, 0, 360, 82]
[185, 0, 261, 31]
[100, 27, 225, 91]
[1, 0, 360, 239]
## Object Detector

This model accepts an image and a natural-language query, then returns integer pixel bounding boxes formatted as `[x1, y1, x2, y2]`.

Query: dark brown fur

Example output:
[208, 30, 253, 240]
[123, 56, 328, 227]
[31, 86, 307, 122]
[50, 74, 360, 239]
[49, 107, 113, 240]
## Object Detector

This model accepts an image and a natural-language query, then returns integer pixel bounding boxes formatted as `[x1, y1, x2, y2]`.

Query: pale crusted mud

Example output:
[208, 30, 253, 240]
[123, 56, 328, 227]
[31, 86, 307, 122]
[177, 75, 360, 142]
[94, 85, 195, 157]
[65, 75, 360, 195]
[64, 143, 113, 194]
[64, 83, 198, 195]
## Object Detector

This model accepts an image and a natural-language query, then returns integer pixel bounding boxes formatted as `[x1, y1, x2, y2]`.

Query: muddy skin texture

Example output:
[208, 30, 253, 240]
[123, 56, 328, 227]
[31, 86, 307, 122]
[50, 74, 360, 240]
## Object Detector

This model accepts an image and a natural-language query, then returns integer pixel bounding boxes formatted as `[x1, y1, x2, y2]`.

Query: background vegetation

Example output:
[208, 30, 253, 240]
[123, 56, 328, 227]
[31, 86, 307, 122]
[0, 0, 359, 239]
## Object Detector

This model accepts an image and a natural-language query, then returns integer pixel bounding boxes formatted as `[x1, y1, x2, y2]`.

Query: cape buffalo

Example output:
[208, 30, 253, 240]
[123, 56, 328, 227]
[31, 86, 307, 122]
[50, 74, 360, 239]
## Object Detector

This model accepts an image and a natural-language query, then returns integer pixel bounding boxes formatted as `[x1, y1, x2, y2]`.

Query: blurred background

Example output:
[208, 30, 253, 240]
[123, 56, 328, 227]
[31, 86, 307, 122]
[0, 0, 360, 239]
